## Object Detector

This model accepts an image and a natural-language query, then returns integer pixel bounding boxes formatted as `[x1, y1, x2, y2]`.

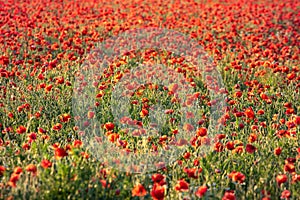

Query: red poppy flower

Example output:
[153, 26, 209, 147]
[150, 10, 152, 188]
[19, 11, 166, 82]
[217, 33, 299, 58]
[26, 164, 37, 176]
[16, 125, 26, 134]
[244, 107, 255, 119]
[174, 179, 189, 192]
[196, 127, 207, 137]
[183, 152, 191, 160]
[222, 190, 236, 200]
[0, 166, 5, 176]
[228, 171, 246, 183]
[38, 127, 47, 134]
[234, 91, 242, 98]
[294, 116, 300, 125]
[284, 163, 295, 174]
[226, 141, 235, 150]
[183, 123, 194, 132]
[276, 174, 287, 186]
[132, 184, 147, 197]
[194, 159, 200, 166]
[54, 147, 68, 159]
[28, 132, 37, 143]
[262, 197, 271, 200]
[257, 109, 265, 115]
[8, 174, 20, 188]
[52, 123, 62, 131]
[45, 84, 53, 92]
[13, 167, 23, 175]
[100, 180, 110, 188]
[59, 114, 71, 123]
[281, 190, 291, 199]
[108, 133, 119, 143]
[184, 167, 201, 179]
[292, 174, 300, 184]
[73, 139, 83, 148]
[140, 108, 149, 118]
[245, 144, 256, 154]
[152, 174, 165, 185]
[195, 185, 208, 198]
[248, 133, 257, 143]
[286, 108, 294, 115]
[104, 122, 114, 131]
[8, 112, 14, 118]
[41, 159, 52, 169]
[214, 142, 224, 152]
[151, 183, 165, 200]
[274, 147, 282, 156]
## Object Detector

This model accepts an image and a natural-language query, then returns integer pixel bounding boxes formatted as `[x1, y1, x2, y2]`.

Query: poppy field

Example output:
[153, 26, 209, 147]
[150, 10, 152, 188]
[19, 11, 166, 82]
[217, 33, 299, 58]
[0, 0, 300, 199]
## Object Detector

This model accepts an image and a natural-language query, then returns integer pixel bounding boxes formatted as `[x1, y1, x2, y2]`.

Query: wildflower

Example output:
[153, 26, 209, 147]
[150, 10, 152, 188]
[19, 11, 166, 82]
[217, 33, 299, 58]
[73, 140, 83, 148]
[274, 147, 282, 156]
[16, 125, 26, 134]
[284, 163, 295, 174]
[59, 114, 71, 123]
[132, 184, 147, 197]
[222, 190, 235, 200]
[0, 166, 5, 176]
[151, 183, 165, 200]
[104, 122, 114, 131]
[174, 179, 189, 192]
[87, 111, 95, 119]
[13, 167, 23, 175]
[152, 174, 165, 185]
[196, 127, 207, 137]
[195, 185, 208, 198]
[140, 108, 149, 118]
[228, 171, 246, 183]
[26, 164, 37, 176]
[281, 190, 291, 199]
[276, 174, 287, 186]
[245, 144, 256, 154]
[28, 132, 37, 143]
[52, 123, 62, 131]
[8, 174, 20, 188]
[248, 133, 257, 143]
[226, 141, 235, 150]
[41, 159, 52, 169]
[54, 147, 68, 159]
[244, 107, 255, 119]
[214, 142, 224, 152]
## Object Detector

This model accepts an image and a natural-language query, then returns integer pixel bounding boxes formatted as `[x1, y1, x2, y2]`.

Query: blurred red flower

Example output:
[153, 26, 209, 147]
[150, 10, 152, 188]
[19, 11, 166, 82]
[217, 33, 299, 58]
[16, 125, 26, 134]
[195, 185, 208, 198]
[52, 123, 62, 131]
[151, 183, 165, 200]
[174, 179, 189, 192]
[60, 114, 71, 123]
[41, 159, 52, 169]
[276, 174, 287, 186]
[26, 164, 37, 176]
[104, 122, 115, 131]
[0, 166, 5, 176]
[228, 171, 246, 183]
[244, 107, 255, 119]
[245, 144, 256, 154]
[222, 190, 236, 200]
[152, 174, 165, 185]
[281, 190, 291, 199]
[132, 183, 147, 197]
[196, 127, 207, 137]
[54, 147, 68, 159]
[274, 147, 282, 156]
